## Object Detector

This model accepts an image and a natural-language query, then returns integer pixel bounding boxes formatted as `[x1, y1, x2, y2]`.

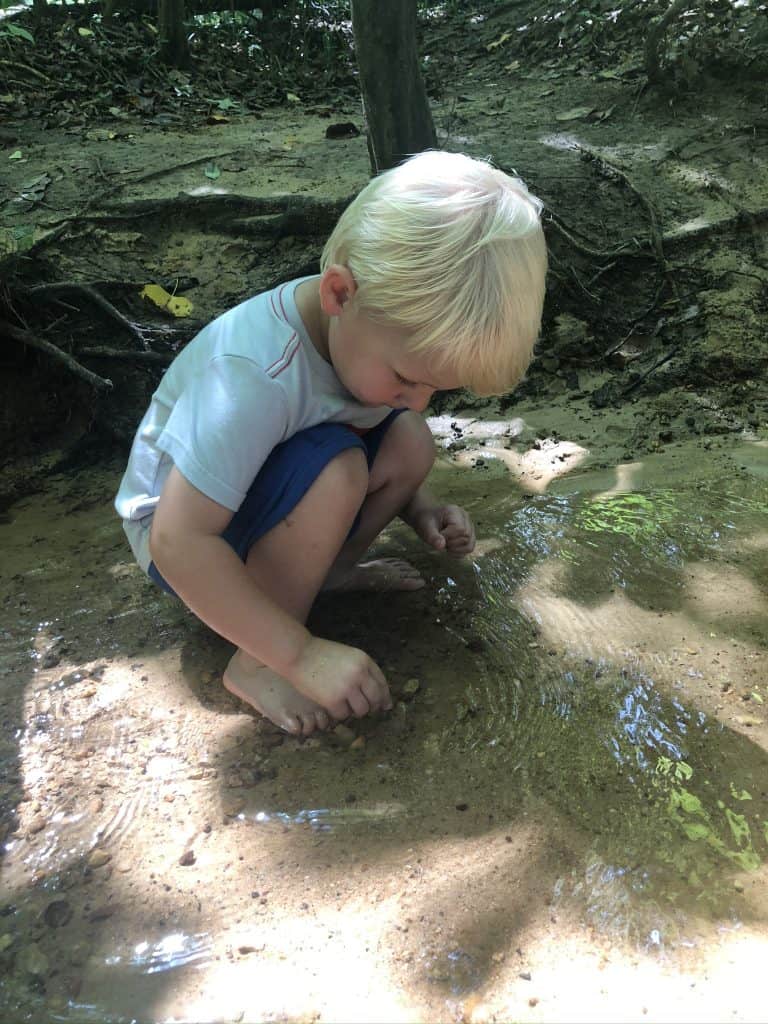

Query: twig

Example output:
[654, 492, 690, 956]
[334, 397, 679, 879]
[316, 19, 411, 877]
[622, 349, 678, 395]
[0, 59, 52, 83]
[124, 151, 237, 186]
[22, 283, 150, 350]
[2, 320, 113, 392]
[573, 142, 666, 268]
[546, 210, 647, 260]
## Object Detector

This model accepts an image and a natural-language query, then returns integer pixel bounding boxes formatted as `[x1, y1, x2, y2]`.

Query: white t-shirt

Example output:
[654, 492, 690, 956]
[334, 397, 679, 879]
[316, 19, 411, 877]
[114, 277, 389, 572]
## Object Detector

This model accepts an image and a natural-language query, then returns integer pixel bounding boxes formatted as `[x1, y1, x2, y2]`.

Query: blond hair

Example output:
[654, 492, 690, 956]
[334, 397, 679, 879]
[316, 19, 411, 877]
[321, 150, 547, 396]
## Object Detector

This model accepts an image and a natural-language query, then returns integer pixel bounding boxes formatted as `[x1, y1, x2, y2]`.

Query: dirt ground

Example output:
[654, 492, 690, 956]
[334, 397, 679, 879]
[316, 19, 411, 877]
[1, 3, 768, 1022]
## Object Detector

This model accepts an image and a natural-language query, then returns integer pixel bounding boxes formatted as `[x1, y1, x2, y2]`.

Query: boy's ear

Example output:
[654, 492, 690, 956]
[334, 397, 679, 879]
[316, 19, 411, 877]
[319, 264, 356, 316]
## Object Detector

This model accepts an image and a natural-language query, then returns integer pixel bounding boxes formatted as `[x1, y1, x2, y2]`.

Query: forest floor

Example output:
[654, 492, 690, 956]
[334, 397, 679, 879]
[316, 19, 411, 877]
[1, 2, 768, 1022]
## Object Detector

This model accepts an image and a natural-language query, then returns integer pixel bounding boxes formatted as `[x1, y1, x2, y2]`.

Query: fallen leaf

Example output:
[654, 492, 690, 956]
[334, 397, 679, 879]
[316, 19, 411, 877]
[556, 106, 596, 122]
[140, 284, 193, 318]
[286, 92, 301, 103]
[8, 149, 22, 160]
[16, 172, 51, 206]
[487, 31, 511, 51]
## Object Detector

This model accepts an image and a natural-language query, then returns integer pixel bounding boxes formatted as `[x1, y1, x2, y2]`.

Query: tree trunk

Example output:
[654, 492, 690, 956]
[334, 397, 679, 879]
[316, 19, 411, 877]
[351, 0, 437, 174]
[158, 0, 190, 69]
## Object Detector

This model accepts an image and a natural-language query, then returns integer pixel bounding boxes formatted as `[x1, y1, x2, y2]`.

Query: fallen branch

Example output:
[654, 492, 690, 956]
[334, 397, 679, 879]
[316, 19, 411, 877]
[2, 320, 113, 392]
[21, 283, 150, 350]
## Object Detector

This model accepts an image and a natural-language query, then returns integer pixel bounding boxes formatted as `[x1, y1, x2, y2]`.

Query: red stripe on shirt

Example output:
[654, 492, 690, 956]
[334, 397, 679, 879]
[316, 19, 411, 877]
[265, 333, 299, 376]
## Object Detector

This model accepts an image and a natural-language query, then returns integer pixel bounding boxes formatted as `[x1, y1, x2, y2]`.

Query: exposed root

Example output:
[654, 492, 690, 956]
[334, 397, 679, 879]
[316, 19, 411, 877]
[1, 320, 113, 392]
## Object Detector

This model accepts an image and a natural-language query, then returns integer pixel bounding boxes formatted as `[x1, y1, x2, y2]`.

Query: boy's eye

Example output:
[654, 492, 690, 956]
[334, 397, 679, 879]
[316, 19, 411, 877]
[395, 372, 416, 387]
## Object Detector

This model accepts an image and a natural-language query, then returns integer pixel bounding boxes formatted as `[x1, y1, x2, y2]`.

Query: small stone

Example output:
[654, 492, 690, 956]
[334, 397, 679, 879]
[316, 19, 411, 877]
[179, 849, 196, 866]
[43, 899, 72, 928]
[402, 678, 421, 698]
[528, 996, 539, 1007]
[19, 942, 49, 975]
[349, 736, 366, 750]
[88, 904, 116, 922]
[222, 797, 245, 818]
[455, 802, 469, 812]
[333, 723, 356, 745]
[734, 881, 745, 893]
[27, 815, 46, 836]
[261, 732, 284, 749]
[87, 849, 111, 869]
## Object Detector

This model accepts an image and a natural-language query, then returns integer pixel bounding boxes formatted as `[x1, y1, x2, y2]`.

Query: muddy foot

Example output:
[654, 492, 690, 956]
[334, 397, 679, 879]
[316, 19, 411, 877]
[223, 650, 331, 736]
[323, 557, 425, 593]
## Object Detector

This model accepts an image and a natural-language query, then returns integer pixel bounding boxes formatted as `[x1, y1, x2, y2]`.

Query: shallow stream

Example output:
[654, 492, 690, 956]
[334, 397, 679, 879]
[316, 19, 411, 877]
[1, 420, 766, 1022]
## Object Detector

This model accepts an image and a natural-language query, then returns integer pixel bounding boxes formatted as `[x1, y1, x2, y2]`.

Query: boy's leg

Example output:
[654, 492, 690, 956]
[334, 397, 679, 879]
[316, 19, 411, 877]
[323, 410, 436, 591]
[224, 445, 369, 735]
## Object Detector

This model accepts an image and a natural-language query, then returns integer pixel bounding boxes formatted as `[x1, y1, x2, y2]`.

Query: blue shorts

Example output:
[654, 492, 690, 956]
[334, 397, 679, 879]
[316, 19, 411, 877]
[148, 410, 403, 596]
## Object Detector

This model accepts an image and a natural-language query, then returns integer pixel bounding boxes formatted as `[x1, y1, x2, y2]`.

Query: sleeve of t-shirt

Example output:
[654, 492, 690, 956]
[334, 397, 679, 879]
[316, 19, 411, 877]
[156, 354, 289, 511]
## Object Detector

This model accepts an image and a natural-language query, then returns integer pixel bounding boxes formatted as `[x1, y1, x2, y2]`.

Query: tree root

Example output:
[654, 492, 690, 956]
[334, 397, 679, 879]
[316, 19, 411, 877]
[21, 282, 152, 350]
[2, 320, 113, 392]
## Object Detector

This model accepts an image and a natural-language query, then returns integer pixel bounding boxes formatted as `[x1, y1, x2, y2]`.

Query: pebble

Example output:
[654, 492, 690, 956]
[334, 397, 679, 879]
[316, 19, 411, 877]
[43, 899, 72, 928]
[333, 723, 356, 745]
[88, 904, 116, 922]
[222, 797, 245, 817]
[87, 849, 111, 869]
[179, 849, 196, 866]
[18, 942, 48, 975]
[402, 677, 421, 698]
[27, 815, 46, 835]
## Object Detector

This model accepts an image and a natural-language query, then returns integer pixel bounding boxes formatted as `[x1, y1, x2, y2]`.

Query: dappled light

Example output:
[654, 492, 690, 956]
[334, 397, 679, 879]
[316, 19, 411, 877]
[2, 0, 768, 1019]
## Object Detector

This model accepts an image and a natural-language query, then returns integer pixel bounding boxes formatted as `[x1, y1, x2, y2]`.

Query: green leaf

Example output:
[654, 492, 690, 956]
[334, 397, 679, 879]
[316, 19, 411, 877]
[6, 24, 35, 43]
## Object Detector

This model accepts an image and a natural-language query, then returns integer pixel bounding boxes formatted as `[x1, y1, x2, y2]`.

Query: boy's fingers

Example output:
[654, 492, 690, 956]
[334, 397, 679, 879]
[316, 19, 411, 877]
[361, 678, 385, 711]
[329, 698, 352, 721]
[347, 689, 371, 718]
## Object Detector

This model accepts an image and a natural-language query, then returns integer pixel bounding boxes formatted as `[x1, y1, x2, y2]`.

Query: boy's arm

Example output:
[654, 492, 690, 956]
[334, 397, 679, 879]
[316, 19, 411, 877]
[149, 467, 390, 719]
[400, 483, 476, 555]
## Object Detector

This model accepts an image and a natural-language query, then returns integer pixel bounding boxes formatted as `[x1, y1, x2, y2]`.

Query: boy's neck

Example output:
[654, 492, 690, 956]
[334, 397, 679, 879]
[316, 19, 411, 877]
[294, 277, 330, 362]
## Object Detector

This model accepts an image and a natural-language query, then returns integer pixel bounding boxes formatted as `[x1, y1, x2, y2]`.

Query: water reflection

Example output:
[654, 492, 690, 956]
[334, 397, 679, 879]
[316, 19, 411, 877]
[460, 469, 768, 936]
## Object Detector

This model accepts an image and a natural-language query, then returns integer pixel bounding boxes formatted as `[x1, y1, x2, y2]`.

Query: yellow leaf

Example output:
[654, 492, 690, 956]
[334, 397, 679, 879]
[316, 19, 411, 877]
[140, 284, 193, 318]
[487, 31, 511, 51]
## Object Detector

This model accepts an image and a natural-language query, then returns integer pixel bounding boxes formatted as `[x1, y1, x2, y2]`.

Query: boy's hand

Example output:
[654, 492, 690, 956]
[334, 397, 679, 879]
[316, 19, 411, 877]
[411, 503, 476, 556]
[287, 636, 392, 721]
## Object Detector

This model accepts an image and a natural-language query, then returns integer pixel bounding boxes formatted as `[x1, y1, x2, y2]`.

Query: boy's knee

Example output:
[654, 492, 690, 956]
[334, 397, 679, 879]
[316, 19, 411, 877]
[325, 445, 369, 504]
[383, 411, 436, 483]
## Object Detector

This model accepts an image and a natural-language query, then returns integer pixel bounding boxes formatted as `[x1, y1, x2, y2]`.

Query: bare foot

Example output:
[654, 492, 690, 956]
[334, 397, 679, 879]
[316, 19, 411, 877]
[223, 649, 331, 736]
[322, 557, 425, 593]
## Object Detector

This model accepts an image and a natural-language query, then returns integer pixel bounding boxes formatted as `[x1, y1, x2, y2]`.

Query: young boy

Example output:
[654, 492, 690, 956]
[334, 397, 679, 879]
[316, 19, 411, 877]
[115, 150, 547, 736]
